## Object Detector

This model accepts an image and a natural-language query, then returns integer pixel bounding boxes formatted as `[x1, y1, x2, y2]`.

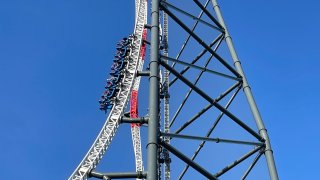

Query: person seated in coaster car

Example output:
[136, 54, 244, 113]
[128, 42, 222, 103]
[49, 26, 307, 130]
[109, 68, 121, 76]
[111, 87, 120, 98]
[117, 38, 131, 46]
[113, 54, 129, 65]
[99, 95, 106, 105]
[105, 103, 113, 110]
[116, 48, 127, 57]
[117, 41, 127, 46]
[115, 50, 127, 58]
[106, 76, 120, 85]
[99, 95, 112, 111]
[110, 62, 125, 74]
[113, 56, 125, 63]
[116, 43, 126, 49]
[114, 55, 128, 62]
[111, 60, 127, 71]
[116, 44, 129, 53]
[105, 78, 117, 89]
[104, 87, 116, 99]
[99, 101, 113, 111]
[114, 49, 128, 57]
[116, 43, 130, 51]
[110, 70, 125, 83]
[100, 88, 117, 103]
[111, 62, 118, 70]
[110, 63, 121, 74]
[99, 103, 106, 111]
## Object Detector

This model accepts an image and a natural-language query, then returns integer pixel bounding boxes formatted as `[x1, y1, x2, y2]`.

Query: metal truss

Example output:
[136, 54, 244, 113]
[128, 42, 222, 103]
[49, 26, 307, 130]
[150, 0, 279, 179]
[131, 4, 148, 179]
[69, 0, 278, 179]
[68, 0, 147, 179]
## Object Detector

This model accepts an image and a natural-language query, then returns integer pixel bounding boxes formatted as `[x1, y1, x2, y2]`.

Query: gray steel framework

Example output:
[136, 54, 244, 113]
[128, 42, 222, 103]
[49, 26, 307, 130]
[211, 0, 278, 178]
[148, 0, 160, 179]
[69, 0, 278, 179]
[152, 0, 278, 179]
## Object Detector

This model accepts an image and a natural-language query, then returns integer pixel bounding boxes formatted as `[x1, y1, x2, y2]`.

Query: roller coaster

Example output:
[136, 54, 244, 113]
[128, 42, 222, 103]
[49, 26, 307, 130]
[99, 36, 134, 111]
[69, 0, 278, 179]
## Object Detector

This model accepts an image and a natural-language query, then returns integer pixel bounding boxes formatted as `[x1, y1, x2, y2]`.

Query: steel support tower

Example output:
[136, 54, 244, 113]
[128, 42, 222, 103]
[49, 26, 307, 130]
[69, 0, 278, 179]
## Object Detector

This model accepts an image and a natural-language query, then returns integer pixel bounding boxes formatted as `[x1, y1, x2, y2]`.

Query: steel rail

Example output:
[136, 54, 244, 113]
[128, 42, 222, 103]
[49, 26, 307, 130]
[69, 1, 147, 179]
[130, 0, 148, 177]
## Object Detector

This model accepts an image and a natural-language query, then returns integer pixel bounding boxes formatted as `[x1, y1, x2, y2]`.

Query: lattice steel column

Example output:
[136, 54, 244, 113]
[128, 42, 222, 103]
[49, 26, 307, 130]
[211, 0, 279, 179]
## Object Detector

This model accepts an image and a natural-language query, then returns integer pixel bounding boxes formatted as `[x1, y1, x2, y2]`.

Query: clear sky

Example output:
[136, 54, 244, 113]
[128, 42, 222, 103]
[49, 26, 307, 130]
[1, 0, 319, 179]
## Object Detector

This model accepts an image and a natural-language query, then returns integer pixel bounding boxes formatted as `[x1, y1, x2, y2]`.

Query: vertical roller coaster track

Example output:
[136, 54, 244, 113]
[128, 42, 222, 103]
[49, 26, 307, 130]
[69, 0, 278, 179]
[69, 0, 147, 179]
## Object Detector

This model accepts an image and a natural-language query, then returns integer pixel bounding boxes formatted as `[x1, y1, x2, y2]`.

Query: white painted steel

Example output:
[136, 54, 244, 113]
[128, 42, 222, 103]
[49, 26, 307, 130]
[131, 125, 144, 174]
[162, 5, 171, 180]
[131, 0, 148, 178]
[69, 1, 147, 179]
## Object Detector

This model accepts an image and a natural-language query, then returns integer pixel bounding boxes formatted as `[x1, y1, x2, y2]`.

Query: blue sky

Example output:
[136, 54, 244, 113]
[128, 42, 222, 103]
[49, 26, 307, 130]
[1, 0, 319, 179]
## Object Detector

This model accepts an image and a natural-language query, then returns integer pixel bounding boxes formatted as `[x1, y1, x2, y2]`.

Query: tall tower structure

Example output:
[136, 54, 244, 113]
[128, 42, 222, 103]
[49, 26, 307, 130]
[69, 0, 278, 179]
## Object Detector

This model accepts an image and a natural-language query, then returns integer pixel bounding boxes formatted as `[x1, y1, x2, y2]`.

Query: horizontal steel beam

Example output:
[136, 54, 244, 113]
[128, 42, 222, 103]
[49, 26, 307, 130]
[160, 55, 240, 81]
[161, 0, 223, 32]
[144, 24, 152, 29]
[89, 171, 147, 179]
[137, 71, 150, 76]
[161, 132, 263, 146]
[121, 117, 148, 124]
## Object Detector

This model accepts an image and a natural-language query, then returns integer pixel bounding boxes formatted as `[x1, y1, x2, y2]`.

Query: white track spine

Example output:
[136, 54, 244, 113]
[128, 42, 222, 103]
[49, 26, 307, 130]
[69, 1, 147, 179]
[131, 1, 148, 179]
